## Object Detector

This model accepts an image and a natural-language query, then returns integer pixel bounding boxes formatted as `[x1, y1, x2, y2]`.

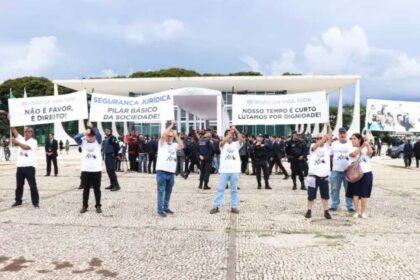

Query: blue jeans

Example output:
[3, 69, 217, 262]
[213, 173, 239, 208]
[156, 170, 175, 212]
[330, 170, 354, 210]
[138, 153, 148, 172]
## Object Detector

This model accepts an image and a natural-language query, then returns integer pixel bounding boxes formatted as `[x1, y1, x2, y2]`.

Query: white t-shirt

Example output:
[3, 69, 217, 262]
[219, 141, 242, 174]
[80, 138, 102, 172]
[156, 142, 179, 173]
[308, 144, 331, 177]
[349, 146, 372, 173]
[330, 141, 353, 172]
[16, 135, 37, 168]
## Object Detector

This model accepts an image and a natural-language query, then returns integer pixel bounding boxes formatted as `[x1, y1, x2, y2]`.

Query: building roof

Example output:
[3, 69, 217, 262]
[54, 75, 360, 96]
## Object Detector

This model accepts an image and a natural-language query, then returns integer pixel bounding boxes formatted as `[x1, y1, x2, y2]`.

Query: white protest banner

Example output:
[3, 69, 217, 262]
[366, 99, 420, 132]
[232, 91, 328, 125]
[89, 92, 174, 123]
[8, 90, 88, 127]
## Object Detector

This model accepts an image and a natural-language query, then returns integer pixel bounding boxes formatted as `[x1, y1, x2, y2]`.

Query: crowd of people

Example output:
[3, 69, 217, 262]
[7, 119, 397, 221]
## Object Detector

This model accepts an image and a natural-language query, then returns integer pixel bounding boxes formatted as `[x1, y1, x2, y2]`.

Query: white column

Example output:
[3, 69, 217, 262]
[304, 123, 312, 135]
[112, 122, 119, 137]
[332, 88, 344, 137]
[123, 122, 129, 139]
[216, 95, 223, 136]
[348, 79, 361, 135]
[52, 83, 76, 145]
[96, 121, 106, 138]
[193, 114, 197, 130]
[312, 123, 320, 136]
[186, 110, 190, 135]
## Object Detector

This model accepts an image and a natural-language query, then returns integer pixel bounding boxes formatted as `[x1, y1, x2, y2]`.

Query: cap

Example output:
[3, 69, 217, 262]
[338, 128, 347, 133]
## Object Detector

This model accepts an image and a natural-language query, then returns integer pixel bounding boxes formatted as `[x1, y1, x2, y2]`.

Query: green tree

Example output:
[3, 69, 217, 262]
[130, 68, 201, 78]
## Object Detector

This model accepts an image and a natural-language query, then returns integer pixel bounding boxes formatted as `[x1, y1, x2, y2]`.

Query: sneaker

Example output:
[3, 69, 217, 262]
[283, 175, 290, 180]
[105, 186, 112, 190]
[324, 211, 332, 219]
[231, 208, 240, 214]
[33, 204, 40, 208]
[329, 207, 338, 212]
[203, 186, 211, 190]
[96, 206, 102, 213]
[305, 210, 311, 219]
[11, 202, 22, 207]
[347, 208, 355, 213]
[110, 186, 121, 191]
[265, 186, 272, 190]
[210, 207, 219, 214]
[80, 207, 88, 214]
[164, 209, 175, 214]
[353, 212, 360, 218]
[158, 211, 167, 217]
[361, 213, 368, 219]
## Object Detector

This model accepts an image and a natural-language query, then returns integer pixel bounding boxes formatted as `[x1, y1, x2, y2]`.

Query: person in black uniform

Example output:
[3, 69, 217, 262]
[146, 136, 158, 173]
[251, 134, 271, 189]
[45, 133, 58, 176]
[103, 128, 121, 191]
[197, 131, 214, 189]
[286, 131, 306, 190]
[269, 136, 289, 180]
[184, 135, 200, 179]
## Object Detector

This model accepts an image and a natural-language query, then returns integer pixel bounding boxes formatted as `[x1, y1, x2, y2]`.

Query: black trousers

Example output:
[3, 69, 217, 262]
[290, 159, 305, 184]
[199, 159, 212, 185]
[129, 154, 138, 171]
[255, 161, 269, 187]
[81, 171, 101, 208]
[416, 156, 420, 168]
[268, 156, 288, 176]
[105, 153, 119, 187]
[148, 153, 157, 173]
[185, 159, 200, 176]
[15, 166, 39, 205]
[240, 155, 249, 173]
[46, 154, 58, 175]
[404, 154, 412, 167]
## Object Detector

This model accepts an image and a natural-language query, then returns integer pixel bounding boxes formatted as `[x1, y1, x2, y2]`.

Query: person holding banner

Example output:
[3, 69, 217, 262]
[210, 126, 243, 214]
[103, 128, 121, 191]
[10, 126, 40, 208]
[45, 133, 58, 177]
[286, 131, 307, 191]
[156, 121, 184, 217]
[74, 122, 103, 214]
[304, 126, 333, 220]
[251, 134, 271, 189]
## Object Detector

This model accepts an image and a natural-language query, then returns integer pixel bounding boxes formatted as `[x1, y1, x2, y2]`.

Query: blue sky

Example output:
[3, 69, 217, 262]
[1, 0, 420, 104]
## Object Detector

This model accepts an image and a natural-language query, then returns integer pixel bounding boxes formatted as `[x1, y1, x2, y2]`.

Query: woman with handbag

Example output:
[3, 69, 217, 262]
[346, 133, 373, 218]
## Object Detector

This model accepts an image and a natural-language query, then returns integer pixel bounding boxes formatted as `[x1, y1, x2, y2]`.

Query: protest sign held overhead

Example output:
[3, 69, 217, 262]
[89, 92, 174, 123]
[8, 90, 88, 127]
[232, 91, 329, 125]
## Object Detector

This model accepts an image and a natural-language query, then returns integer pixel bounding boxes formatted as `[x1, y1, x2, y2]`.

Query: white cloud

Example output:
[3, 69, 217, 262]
[86, 18, 186, 45]
[99, 69, 118, 77]
[382, 54, 420, 79]
[0, 36, 60, 81]
[269, 49, 299, 74]
[241, 56, 261, 73]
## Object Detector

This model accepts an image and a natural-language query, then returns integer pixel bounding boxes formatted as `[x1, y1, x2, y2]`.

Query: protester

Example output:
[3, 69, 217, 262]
[11, 127, 40, 208]
[156, 121, 184, 217]
[286, 131, 306, 190]
[403, 139, 413, 168]
[329, 128, 355, 212]
[248, 135, 256, 175]
[45, 133, 58, 177]
[146, 136, 158, 173]
[346, 133, 374, 218]
[239, 133, 250, 174]
[74, 121, 103, 214]
[305, 124, 332, 219]
[414, 137, 420, 168]
[103, 128, 121, 191]
[128, 132, 138, 171]
[251, 134, 271, 189]
[137, 136, 148, 173]
[269, 136, 289, 180]
[210, 126, 243, 214]
[115, 139, 127, 172]
[197, 131, 214, 189]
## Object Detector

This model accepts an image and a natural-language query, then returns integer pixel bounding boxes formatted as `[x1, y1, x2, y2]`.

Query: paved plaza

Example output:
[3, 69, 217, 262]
[0, 148, 419, 280]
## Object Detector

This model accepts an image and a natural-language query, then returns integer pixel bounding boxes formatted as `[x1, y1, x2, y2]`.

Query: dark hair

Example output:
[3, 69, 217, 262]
[352, 133, 364, 147]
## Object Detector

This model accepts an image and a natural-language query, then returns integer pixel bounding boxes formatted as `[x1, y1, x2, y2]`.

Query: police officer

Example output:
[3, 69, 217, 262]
[197, 131, 214, 190]
[103, 128, 121, 191]
[251, 134, 271, 189]
[286, 131, 307, 190]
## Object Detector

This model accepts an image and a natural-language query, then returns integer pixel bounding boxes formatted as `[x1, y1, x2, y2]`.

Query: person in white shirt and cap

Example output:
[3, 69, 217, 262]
[11, 126, 40, 208]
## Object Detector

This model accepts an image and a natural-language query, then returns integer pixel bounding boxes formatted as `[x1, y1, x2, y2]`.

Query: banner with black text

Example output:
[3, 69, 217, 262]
[89, 92, 174, 123]
[8, 91, 88, 127]
[232, 91, 329, 125]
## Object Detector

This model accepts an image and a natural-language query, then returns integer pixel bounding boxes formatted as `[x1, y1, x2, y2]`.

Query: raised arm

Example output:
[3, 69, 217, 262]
[174, 132, 184, 150]
[232, 126, 243, 145]
[160, 120, 175, 144]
